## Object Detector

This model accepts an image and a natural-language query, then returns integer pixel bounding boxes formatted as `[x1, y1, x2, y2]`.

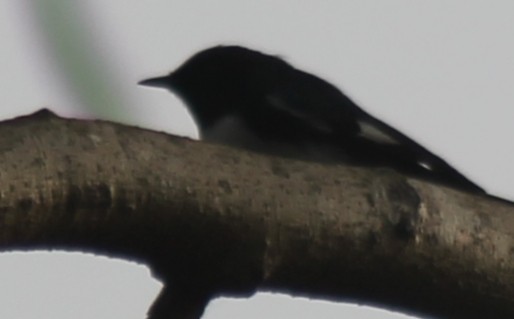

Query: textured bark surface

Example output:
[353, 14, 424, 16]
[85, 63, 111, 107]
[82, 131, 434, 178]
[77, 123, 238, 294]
[1, 109, 514, 319]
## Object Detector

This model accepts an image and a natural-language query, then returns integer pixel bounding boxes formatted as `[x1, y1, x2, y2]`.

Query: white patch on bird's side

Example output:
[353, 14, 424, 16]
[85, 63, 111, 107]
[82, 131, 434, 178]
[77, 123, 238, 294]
[418, 161, 434, 171]
[202, 115, 265, 148]
[357, 120, 400, 145]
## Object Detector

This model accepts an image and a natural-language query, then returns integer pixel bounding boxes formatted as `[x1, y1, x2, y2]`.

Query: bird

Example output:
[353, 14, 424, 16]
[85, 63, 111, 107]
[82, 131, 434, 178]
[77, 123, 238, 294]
[139, 45, 484, 193]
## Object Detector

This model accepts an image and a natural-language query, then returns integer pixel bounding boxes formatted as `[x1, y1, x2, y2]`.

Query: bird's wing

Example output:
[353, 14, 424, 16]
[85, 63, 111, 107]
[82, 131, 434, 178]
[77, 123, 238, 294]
[261, 69, 484, 193]
[262, 70, 360, 136]
[263, 69, 404, 145]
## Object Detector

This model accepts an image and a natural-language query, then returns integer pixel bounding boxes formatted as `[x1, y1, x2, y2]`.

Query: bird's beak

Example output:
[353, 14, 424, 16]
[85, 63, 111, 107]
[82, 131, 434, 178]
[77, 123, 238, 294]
[138, 75, 171, 88]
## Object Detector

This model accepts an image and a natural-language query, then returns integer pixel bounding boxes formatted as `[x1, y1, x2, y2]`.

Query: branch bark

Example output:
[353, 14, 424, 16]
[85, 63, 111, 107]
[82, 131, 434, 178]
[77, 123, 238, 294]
[1, 109, 513, 319]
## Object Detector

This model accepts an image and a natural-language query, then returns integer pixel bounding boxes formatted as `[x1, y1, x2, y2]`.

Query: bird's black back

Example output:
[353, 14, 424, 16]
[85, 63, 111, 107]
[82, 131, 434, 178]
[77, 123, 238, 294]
[140, 45, 484, 194]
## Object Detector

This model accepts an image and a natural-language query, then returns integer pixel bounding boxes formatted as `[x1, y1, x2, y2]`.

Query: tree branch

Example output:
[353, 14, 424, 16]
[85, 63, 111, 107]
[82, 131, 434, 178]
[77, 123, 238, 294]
[1, 109, 513, 319]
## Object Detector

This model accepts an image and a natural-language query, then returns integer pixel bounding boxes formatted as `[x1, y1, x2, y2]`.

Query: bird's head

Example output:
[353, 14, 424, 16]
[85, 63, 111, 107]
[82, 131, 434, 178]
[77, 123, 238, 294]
[139, 45, 290, 128]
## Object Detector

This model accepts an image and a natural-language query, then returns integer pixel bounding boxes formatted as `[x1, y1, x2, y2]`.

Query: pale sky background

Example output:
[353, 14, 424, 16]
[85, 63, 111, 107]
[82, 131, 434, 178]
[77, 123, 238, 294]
[1, 1, 513, 318]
